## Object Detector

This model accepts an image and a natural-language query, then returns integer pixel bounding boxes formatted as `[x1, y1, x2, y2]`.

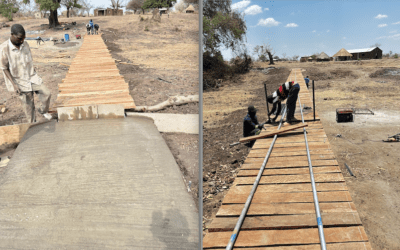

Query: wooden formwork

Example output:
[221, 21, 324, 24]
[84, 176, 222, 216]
[203, 69, 371, 249]
[51, 34, 135, 111]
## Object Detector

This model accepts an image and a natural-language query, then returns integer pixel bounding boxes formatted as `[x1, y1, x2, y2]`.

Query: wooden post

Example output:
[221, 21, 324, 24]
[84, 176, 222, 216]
[313, 80, 315, 121]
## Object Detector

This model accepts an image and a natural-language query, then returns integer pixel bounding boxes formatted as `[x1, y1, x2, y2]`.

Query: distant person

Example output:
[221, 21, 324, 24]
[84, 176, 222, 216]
[304, 76, 310, 89]
[0, 24, 52, 123]
[267, 81, 301, 124]
[86, 23, 91, 35]
[89, 19, 94, 35]
[94, 24, 99, 35]
[243, 105, 266, 147]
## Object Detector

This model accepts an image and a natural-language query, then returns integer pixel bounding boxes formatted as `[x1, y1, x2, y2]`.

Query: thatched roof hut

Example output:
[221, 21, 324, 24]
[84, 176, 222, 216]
[318, 52, 330, 60]
[333, 48, 352, 57]
[185, 5, 195, 13]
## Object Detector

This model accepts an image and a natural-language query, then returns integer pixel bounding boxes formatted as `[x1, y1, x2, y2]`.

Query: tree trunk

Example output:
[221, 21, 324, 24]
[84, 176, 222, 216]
[48, 9, 60, 28]
[267, 52, 274, 65]
[67, 7, 70, 18]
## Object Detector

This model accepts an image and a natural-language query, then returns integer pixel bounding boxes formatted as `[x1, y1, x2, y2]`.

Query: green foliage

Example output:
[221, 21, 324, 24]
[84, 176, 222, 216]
[63, 0, 82, 9]
[395, 54, 399, 59]
[24, 0, 61, 11]
[259, 54, 267, 62]
[144, 26, 149, 31]
[0, 0, 19, 21]
[142, 0, 176, 9]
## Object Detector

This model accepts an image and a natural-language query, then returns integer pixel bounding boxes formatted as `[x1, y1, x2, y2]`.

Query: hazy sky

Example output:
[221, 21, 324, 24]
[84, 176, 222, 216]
[221, 0, 400, 60]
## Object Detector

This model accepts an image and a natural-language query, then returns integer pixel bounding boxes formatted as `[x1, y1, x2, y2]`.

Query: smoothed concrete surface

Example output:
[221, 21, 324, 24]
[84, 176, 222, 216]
[0, 117, 198, 249]
[126, 113, 199, 134]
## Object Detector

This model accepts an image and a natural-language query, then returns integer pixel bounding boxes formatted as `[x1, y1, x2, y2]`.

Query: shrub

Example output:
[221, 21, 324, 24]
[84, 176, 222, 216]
[395, 54, 399, 59]
[144, 26, 149, 31]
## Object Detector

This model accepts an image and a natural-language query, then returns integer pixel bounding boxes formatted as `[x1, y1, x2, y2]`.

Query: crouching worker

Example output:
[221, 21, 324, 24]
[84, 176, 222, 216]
[267, 81, 301, 124]
[86, 23, 91, 35]
[94, 24, 99, 35]
[0, 24, 52, 123]
[243, 105, 266, 147]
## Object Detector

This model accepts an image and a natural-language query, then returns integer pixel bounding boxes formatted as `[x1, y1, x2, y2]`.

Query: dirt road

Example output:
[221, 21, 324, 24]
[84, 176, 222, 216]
[203, 59, 400, 249]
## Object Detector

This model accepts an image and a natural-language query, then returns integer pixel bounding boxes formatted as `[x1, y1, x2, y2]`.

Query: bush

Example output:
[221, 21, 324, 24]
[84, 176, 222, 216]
[395, 54, 399, 58]
[144, 26, 149, 31]
[231, 53, 252, 74]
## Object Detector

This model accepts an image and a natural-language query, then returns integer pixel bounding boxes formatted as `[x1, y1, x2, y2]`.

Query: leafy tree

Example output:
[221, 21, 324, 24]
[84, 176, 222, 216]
[0, 0, 19, 21]
[203, 0, 246, 55]
[126, 0, 145, 14]
[142, 0, 176, 9]
[23, 0, 61, 27]
[394, 53, 398, 59]
[61, 0, 81, 17]
[254, 44, 275, 65]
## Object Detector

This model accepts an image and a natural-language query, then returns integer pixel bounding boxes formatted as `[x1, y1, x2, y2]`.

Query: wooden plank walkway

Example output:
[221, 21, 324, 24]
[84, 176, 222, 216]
[52, 34, 135, 111]
[203, 69, 371, 249]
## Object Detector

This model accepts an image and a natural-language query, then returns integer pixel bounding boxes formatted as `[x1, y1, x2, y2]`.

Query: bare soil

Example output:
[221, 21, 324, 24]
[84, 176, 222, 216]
[203, 58, 400, 249]
[0, 14, 199, 207]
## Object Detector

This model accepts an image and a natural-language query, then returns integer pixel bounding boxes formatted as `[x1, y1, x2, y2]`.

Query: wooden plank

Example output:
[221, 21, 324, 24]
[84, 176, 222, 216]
[252, 144, 331, 151]
[209, 242, 372, 250]
[238, 166, 341, 176]
[235, 173, 344, 185]
[0, 123, 31, 145]
[248, 149, 334, 157]
[203, 227, 368, 248]
[241, 160, 339, 169]
[208, 212, 362, 232]
[246, 154, 335, 161]
[223, 191, 352, 204]
[229, 182, 348, 194]
[240, 123, 308, 143]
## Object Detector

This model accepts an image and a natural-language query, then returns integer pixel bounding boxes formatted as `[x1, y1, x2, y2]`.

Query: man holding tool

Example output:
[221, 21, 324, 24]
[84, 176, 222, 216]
[267, 81, 301, 124]
[243, 105, 266, 147]
[0, 24, 52, 123]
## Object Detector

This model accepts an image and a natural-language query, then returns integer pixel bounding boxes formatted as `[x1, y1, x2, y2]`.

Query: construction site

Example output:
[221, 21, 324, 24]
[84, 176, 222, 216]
[203, 58, 400, 249]
[0, 13, 199, 248]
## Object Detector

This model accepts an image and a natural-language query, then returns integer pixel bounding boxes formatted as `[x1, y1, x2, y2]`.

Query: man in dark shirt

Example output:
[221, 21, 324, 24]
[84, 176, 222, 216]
[267, 81, 301, 124]
[243, 105, 265, 147]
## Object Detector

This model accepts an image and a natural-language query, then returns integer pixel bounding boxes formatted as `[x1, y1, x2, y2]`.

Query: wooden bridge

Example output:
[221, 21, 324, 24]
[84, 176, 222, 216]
[51, 34, 135, 111]
[203, 69, 371, 249]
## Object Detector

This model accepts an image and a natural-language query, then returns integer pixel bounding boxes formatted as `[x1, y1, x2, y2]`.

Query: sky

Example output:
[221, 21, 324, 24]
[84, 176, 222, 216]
[221, 0, 400, 60]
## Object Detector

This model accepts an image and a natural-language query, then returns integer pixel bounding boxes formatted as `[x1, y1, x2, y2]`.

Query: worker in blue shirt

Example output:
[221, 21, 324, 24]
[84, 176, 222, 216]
[304, 76, 310, 89]
[89, 19, 94, 35]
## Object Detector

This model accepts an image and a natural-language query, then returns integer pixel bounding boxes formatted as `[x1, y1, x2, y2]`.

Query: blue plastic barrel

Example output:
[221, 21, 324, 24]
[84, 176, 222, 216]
[64, 34, 69, 41]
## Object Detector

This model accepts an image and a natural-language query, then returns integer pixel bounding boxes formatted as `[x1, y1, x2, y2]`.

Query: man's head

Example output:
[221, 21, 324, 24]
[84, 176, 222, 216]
[306, 76, 309, 78]
[248, 105, 257, 117]
[10, 24, 26, 47]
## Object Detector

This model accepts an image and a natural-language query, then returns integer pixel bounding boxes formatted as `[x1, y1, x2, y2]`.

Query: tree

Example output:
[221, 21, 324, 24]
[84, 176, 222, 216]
[110, 0, 125, 14]
[79, 0, 93, 16]
[0, 0, 19, 21]
[253, 44, 275, 65]
[126, 0, 145, 14]
[370, 43, 381, 48]
[173, 0, 186, 12]
[23, 0, 61, 27]
[61, 0, 81, 17]
[142, 0, 176, 9]
[203, 0, 246, 55]
[292, 55, 299, 61]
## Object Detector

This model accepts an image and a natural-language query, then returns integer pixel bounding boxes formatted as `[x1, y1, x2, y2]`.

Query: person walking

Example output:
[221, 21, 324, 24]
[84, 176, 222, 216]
[304, 76, 310, 89]
[267, 81, 301, 124]
[0, 24, 52, 123]
[89, 19, 94, 35]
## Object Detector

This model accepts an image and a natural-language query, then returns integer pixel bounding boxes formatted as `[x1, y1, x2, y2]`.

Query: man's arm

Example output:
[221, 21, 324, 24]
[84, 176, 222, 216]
[3, 69, 20, 94]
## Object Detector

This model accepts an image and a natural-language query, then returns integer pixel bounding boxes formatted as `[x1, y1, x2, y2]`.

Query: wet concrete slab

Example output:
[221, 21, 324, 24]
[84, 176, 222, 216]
[0, 117, 198, 249]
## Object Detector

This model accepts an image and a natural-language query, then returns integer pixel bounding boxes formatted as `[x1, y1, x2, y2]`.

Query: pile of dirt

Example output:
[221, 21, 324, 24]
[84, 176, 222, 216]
[369, 68, 400, 80]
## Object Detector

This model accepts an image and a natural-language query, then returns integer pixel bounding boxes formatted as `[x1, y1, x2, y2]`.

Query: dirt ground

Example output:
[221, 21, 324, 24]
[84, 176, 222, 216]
[0, 14, 199, 207]
[203, 58, 400, 249]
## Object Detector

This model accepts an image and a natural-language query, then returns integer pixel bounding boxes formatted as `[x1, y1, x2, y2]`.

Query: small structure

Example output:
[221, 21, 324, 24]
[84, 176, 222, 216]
[125, 10, 134, 15]
[185, 5, 195, 13]
[94, 8, 123, 16]
[332, 48, 353, 61]
[300, 56, 311, 62]
[317, 52, 330, 61]
[159, 8, 168, 14]
[347, 47, 382, 60]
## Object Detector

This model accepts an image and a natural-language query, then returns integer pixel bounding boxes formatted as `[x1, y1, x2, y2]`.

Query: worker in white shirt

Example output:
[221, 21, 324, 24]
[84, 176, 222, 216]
[0, 24, 52, 123]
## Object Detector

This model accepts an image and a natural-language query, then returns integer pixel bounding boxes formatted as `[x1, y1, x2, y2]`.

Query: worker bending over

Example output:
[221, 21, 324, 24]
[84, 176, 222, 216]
[86, 23, 91, 35]
[94, 24, 99, 35]
[0, 24, 52, 123]
[267, 81, 301, 124]
[243, 105, 266, 147]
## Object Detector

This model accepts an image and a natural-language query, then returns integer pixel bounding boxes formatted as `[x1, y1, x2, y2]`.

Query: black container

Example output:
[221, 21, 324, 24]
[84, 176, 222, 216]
[336, 108, 354, 123]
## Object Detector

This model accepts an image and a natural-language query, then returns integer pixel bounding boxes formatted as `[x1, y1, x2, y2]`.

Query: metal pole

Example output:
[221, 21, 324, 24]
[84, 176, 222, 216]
[313, 80, 315, 121]
[264, 83, 271, 121]
[226, 107, 288, 250]
[298, 96, 327, 250]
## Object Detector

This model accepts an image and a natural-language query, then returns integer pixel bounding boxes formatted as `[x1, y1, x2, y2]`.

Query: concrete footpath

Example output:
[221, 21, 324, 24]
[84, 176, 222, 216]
[0, 117, 198, 249]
